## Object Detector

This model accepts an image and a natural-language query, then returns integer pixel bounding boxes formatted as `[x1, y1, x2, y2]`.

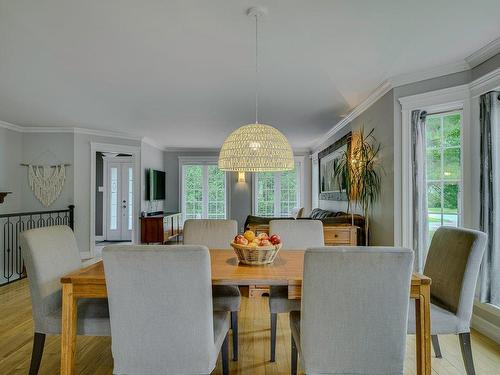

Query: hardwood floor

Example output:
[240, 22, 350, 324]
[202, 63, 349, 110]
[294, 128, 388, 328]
[1, 279, 499, 374]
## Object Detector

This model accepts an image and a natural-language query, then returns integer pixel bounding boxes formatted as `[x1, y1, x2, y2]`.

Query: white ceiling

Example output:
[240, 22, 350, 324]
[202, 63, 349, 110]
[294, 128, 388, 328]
[0, 1, 499, 149]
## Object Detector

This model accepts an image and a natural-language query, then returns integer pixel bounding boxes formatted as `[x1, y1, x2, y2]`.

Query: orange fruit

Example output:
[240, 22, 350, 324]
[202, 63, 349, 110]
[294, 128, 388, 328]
[243, 230, 255, 242]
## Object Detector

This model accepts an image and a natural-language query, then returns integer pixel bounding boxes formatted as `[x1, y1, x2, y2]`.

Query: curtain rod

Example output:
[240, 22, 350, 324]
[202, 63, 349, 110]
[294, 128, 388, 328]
[20, 163, 71, 167]
[420, 109, 462, 120]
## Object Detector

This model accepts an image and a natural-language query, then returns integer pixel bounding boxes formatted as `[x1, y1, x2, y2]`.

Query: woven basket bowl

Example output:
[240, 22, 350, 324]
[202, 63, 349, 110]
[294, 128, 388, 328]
[230, 242, 282, 265]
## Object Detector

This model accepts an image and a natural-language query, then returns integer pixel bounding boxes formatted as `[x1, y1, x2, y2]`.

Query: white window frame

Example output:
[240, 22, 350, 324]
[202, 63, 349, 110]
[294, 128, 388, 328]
[425, 110, 463, 230]
[397, 85, 471, 251]
[178, 156, 230, 221]
[252, 156, 305, 217]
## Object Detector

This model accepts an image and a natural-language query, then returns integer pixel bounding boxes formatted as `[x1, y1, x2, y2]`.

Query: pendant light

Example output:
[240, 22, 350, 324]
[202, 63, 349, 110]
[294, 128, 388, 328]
[218, 7, 294, 172]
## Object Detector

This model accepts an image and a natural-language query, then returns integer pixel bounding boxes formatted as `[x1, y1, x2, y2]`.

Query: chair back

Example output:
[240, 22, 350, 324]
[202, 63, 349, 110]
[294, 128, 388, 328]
[102, 245, 218, 375]
[424, 226, 487, 324]
[269, 220, 324, 249]
[20, 225, 82, 333]
[301, 246, 414, 375]
[183, 219, 237, 249]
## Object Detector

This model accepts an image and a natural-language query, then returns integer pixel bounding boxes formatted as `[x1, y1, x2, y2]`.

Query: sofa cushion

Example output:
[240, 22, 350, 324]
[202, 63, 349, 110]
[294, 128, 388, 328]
[309, 208, 335, 219]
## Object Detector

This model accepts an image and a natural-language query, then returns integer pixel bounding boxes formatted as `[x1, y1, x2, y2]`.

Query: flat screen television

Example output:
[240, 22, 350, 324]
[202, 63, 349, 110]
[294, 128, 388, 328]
[145, 169, 166, 200]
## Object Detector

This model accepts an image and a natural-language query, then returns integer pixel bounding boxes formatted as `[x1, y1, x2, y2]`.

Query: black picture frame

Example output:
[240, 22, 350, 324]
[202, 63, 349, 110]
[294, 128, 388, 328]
[318, 132, 352, 201]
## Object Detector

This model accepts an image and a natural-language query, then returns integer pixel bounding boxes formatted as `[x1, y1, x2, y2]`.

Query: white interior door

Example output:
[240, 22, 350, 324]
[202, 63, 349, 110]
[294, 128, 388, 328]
[106, 162, 133, 241]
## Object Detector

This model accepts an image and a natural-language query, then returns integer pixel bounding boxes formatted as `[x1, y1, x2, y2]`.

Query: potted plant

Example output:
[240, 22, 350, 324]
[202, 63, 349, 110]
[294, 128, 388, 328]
[334, 127, 383, 245]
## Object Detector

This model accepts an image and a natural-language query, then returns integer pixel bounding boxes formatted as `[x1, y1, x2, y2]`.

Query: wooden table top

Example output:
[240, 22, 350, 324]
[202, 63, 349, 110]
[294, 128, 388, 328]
[61, 249, 430, 286]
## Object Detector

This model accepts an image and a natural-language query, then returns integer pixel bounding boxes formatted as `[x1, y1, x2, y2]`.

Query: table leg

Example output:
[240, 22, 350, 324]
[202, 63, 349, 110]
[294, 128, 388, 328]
[415, 283, 431, 375]
[60, 283, 77, 375]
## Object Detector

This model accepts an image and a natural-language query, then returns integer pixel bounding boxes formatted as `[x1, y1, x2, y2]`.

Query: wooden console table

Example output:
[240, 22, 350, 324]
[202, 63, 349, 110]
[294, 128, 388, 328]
[246, 223, 358, 296]
[140, 212, 182, 244]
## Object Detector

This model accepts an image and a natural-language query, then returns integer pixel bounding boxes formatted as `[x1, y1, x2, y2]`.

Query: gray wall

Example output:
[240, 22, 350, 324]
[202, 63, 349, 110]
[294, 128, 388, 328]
[313, 90, 395, 246]
[140, 141, 165, 213]
[0, 127, 23, 214]
[0, 130, 74, 214]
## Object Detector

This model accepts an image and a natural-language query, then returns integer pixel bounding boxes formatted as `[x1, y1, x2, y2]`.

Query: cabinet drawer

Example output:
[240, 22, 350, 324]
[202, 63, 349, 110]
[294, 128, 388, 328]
[324, 227, 356, 245]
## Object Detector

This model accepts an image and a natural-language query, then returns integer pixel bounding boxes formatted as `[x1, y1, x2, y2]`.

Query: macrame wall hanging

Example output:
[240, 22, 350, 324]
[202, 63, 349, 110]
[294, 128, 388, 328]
[21, 163, 69, 207]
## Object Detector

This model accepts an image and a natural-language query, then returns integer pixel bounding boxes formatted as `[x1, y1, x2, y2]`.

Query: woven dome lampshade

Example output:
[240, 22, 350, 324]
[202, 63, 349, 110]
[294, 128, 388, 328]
[218, 123, 294, 172]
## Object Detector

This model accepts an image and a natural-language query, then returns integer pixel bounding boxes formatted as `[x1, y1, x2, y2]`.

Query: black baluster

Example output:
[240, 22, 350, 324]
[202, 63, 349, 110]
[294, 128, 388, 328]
[68, 205, 75, 230]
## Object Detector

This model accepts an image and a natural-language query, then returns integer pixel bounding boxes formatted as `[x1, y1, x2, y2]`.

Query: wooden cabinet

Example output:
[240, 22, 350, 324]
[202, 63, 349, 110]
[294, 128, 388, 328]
[323, 225, 358, 246]
[245, 223, 358, 298]
[140, 212, 182, 244]
[246, 222, 358, 246]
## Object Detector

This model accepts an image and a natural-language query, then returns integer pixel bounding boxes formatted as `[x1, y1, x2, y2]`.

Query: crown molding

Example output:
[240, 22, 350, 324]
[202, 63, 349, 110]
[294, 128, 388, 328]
[0, 120, 23, 132]
[309, 79, 392, 151]
[470, 67, 500, 97]
[466, 37, 500, 68]
[398, 84, 470, 110]
[0, 120, 142, 141]
[389, 60, 470, 88]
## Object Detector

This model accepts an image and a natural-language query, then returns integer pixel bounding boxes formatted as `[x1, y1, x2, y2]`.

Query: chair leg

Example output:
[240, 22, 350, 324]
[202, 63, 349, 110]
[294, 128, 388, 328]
[231, 311, 238, 361]
[459, 332, 476, 375]
[221, 333, 229, 375]
[291, 334, 298, 375]
[29, 332, 46, 375]
[270, 312, 277, 362]
[431, 335, 442, 358]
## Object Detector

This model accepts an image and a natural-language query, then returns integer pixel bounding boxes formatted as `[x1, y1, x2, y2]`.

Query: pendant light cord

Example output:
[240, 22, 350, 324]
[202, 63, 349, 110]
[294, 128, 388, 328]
[254, 13, 259, 124]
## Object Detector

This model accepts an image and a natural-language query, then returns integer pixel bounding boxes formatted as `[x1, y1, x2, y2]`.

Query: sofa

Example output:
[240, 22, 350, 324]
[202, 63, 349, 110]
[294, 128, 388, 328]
[244, 208, 366, 245]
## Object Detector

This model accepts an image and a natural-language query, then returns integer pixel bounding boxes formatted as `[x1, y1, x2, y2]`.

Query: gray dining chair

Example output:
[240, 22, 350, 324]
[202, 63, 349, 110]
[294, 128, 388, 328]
[183, 218, 241, 360]
[408, 227, 487, 375]
[291, 246, 414, 375]
[268, 219, 324, 362]
[102, 245, 230, 375]
[20, 225, 110, 375]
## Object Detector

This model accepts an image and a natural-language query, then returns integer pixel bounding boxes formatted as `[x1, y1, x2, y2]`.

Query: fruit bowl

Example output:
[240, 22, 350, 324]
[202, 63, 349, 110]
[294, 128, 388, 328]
[230, 242, 282, 265]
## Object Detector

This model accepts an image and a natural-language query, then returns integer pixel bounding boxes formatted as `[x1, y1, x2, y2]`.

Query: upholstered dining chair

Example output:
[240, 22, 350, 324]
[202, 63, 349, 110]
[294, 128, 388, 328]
[291, 246, 414, 375]
[268, 219, 324, 362]
[102, 245, 230, 375]
[407, 227, 487, 375]
[20, 225, 110, 375]
[183, 218, 241, 360]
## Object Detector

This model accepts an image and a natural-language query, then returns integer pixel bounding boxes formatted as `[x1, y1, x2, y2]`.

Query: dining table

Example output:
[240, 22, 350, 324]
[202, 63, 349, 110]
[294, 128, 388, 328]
[59, 249, 431, 375]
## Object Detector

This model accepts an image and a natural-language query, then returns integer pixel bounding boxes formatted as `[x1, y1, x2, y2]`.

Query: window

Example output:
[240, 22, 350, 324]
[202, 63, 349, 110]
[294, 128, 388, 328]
[181, 161, 227, 221]
[425, 111, 462, 243]
[253, 161, 302, 217]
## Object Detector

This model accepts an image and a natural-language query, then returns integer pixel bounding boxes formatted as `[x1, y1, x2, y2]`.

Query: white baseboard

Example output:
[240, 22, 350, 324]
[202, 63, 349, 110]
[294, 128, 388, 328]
[79, 251, 92, 260]
[471, 313, 500, 344]
[95, 236, 105, 242]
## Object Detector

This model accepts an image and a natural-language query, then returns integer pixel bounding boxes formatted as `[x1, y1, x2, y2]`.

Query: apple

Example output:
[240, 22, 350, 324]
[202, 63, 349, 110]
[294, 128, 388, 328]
[259, 239, 272, 247]
[243, 230, 255, 242]
[257, 232, 269, 241]
[234, 234, 248, 245]
[269, 234, 281, 245]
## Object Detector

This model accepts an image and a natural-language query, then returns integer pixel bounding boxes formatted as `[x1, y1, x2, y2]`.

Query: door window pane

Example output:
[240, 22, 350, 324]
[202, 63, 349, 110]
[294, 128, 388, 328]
[280, 169, 298, 216]
[182, 164, 227, 221]
[110, 167, 118, 230]
[254, 164, 301, 217]
[256, 172, 275, 217]
[425, 112, 462, 246]
[183, 165, 203, 220]
[443, 148, 461, 179]
[207, 165, 226, 219]
[128, 167, 133, 230]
